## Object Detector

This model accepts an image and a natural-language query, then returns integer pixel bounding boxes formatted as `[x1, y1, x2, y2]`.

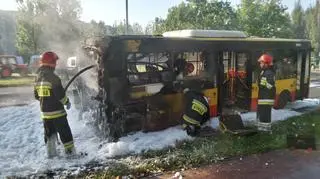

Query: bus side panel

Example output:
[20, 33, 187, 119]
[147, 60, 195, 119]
[251, 79, 296, 110]
[250, 83, 258, 111]
[274, 78, 297, 106]
[203, 88, 218, 117]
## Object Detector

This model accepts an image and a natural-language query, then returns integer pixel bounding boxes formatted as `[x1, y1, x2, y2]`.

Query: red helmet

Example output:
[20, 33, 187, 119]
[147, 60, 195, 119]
[40, 51, 59, 67]
[258, 54, 273, 66]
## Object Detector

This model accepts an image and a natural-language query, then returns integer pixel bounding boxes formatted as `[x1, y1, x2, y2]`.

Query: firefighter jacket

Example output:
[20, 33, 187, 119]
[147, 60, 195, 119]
[258, 67, 276, 105]
[34, 67, 69, 120]
[182, 90, 210, 127]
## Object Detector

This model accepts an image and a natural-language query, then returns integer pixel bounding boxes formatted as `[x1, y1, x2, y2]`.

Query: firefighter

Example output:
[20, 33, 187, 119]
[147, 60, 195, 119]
[181, 88, 210, 136]
[34, 51, 75, 158]
[257, 54, 276, 132]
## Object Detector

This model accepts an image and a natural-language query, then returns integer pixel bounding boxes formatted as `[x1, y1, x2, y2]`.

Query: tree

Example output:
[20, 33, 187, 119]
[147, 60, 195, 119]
[238, 0, 294, 38]
[16, 0, 43, 57]
[82, 20, 109, 38]
[291, 0, 307, 39]
[305, 2, 320, 57]
[131, 23, 144, 35]
[151, 17, 166, 34]
[112, 20, 145, 35]
[144, 22, 154, 35]
[16, 0, 82, 58]
[154, 0, 239, 34]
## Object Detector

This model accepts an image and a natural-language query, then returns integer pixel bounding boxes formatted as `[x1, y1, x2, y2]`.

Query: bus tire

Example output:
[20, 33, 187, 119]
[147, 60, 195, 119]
[277, 91, 291, 109]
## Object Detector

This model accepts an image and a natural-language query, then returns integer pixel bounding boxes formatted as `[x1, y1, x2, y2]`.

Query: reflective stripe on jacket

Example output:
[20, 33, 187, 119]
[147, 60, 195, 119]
[258, 67, 276, 104]
[41, 110, 67, 119]
[258, 99, 275, 105]
[182, 90, 210, 126]
[34, 67, 69, 120]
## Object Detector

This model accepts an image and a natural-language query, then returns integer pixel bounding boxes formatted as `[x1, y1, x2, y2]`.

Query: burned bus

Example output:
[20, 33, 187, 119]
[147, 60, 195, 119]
[79, 30, 311, 141]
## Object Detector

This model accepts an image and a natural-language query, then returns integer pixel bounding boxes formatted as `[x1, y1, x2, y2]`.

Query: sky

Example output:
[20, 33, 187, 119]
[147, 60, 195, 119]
[0, 0, 318, 28]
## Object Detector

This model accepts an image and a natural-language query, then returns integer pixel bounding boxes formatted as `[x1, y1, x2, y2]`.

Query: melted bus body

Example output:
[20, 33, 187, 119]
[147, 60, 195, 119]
[83, 30, 311, 140]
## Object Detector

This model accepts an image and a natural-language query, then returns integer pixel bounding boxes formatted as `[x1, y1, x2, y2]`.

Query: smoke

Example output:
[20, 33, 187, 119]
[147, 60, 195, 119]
[30, 5, 99, 93]
[74, 48, 99, 93]
[16, 0, 103, 95]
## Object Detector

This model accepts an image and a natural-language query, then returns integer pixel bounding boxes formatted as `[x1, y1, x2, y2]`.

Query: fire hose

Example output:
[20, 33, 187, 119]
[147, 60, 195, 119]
[64, 65, 96, 92]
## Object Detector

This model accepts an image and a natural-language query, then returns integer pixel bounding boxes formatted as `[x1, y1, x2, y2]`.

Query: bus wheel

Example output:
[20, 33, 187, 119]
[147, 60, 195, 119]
[277, 91, 290, 109]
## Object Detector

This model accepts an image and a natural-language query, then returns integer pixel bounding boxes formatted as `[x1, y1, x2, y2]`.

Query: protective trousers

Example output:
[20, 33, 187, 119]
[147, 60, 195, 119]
[43, 116, 75, 157]
[257, 104, 272, 132]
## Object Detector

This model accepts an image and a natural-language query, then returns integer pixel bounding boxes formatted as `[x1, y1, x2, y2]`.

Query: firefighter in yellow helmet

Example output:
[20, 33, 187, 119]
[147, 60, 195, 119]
[34, 51, 75, 158]
[257, 54, 276, 132]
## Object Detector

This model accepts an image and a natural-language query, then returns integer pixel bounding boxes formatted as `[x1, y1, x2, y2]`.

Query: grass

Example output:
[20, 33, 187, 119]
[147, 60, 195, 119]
[80, 110, 320, 178]
[0, 75, 35, 87]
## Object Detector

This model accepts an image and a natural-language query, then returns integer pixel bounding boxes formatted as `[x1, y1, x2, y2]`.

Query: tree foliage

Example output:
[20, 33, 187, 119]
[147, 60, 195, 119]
[305, 1, 320, 56]
[14, 0, 320, 59]
[151, 0, 295, 38]
[112, 20, 144, 35]
[16, 0, 82, 58]
[291, 0, 307, 39]
[237, 0, 293, 38]
[153, 0, 239, 34]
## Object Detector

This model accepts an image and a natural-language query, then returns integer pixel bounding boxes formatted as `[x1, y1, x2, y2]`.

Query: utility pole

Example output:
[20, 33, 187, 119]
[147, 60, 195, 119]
[126, 0, 129, 34]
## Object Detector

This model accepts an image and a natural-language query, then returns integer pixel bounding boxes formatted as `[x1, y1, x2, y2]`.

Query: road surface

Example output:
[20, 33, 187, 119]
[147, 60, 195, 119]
[0, 86, 35, 108]
[309, 72, 320, 98]
[152, 150, 320, 179]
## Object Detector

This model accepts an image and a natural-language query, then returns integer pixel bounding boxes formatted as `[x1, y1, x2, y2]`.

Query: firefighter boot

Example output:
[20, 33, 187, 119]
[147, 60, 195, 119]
[46, 135, 58, 158]
[257, 122, 272, 133]
[64, 141, 76, 157]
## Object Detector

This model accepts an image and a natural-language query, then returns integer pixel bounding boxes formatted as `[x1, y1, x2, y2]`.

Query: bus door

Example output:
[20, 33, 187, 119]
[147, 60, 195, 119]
[296, 51, 310, 99]
[220, 51, 250, 110]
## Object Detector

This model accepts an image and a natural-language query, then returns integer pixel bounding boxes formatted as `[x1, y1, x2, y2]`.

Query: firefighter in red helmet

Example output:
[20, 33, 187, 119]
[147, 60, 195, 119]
[34, 51, 75, 158]
[257, 54, 276, 132]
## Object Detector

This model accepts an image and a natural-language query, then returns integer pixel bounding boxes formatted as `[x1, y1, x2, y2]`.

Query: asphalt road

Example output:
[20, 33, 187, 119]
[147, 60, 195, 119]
[0, 86, 35, 108]
[309, 72, 320, 98]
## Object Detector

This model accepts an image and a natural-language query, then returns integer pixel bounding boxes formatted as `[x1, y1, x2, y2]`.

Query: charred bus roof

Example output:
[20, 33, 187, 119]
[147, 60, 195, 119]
[99, 35, 311, 55]
[97, 29, 311, 55]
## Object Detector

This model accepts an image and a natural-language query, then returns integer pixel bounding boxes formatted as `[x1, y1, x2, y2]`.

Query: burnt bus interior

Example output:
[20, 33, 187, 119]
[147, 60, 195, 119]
[85, 35, 311, 140]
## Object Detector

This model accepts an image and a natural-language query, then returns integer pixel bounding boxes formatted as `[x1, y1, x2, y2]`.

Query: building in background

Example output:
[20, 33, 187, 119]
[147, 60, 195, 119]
[0, 10, 17, 55]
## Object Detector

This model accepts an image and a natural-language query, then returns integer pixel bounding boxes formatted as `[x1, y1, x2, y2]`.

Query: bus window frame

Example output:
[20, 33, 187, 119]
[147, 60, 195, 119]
[126, 52, 173, 86]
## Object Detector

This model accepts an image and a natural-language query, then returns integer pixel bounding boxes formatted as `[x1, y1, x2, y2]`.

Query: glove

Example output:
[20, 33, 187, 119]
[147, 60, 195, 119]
[184, 124, 200, 137]
[65, 98, 71, 110]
